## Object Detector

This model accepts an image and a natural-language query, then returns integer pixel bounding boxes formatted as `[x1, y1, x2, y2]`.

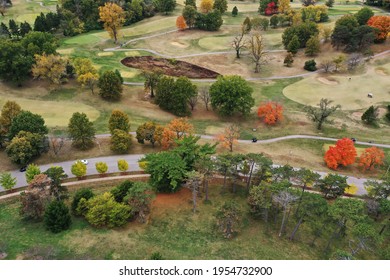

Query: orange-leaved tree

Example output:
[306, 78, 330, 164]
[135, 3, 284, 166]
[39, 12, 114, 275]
[176, 16, 188, 30]
[257, 102, 284, 125]
[367, 15, 390, 43]
[359, 146, 385, 171]
[161, 118, 194, 149]
[216, 124, 240, 152]
[324, 138, 357, 170]
[98, 2, 125, 44]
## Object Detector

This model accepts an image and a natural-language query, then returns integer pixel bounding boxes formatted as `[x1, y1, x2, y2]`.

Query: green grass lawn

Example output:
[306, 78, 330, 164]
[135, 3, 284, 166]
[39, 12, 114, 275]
[0, 0, 57, 24]
[283, 65, 390, 110]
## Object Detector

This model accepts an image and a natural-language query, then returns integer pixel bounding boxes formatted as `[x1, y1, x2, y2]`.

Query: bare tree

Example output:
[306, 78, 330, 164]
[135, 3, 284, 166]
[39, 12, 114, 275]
[304, 98, 341, 130]
[247, 32, 267, 73]
[320, 60, 334, 73]
[188, 93, 198, 111]
[199, 86, 210, 111]
[50, 137, 65, 157]
[348, 53, 363, 71]
[273, 191, 298, 237]
[232, 25, 247, 59]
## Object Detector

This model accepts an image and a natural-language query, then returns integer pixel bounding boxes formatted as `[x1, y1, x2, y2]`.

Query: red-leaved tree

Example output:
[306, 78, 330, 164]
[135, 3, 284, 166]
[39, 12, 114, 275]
[359, 146, 385, 171]
[265, 2, 278, 16]
[367, 15, 390, 43]
[324, 138, 357, 170]
[257, 102, 284, 125]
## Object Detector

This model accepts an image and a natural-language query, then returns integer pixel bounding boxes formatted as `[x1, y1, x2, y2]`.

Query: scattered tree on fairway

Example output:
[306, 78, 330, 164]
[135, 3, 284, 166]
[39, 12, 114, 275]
[98, 2, 125, 44]
[213, 0, 227, 13]
[108, 110, 130, 134]
[305, 35, 320, 56]
[257, 102, 284, 125]
[98, 70, 123, 100]
[8, 110, 48, 139]
[68, 112, 95, 150]
[359, 147, 385, 171]
[210, 75, 254, 117]
[0, 100, 21, 136]
[287, 35, 300, 54]
[324, 138, 357, 170]
[355, 7, 374, 26]
[367, 15, 390, 43]
[32, 54, 67, 86]
[217, 124, 240, 152]
[305, 98, 341, 130]
[361, 106, 379, 125]
[141, 69, 162, 98]
[232, 6, 238, 17]
[284, 52, 294, 67]
[247, 32, 267, 73]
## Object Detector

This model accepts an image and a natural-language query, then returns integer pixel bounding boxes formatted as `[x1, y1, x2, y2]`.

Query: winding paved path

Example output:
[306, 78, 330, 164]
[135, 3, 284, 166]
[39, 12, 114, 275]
[2, 133, 390, 194]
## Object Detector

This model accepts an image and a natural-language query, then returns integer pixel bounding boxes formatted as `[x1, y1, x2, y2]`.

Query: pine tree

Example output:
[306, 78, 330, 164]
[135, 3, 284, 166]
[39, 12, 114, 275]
[361, 106, 379, 125]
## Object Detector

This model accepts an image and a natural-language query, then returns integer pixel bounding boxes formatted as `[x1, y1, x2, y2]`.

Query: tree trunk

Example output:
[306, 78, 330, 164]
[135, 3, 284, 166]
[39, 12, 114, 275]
[254, 62, 259, 73]
[295, 186, 306, 217]
[290, 216, 304, 241]
[192, 188, 197, 213]
[246, 162, 255, 191]
[236, 49, 240, 59]
[150, 87, 154, 98]
[278, 208, 288, 237]
[263, 207, 269, 223]
[204, 179, 209, 202]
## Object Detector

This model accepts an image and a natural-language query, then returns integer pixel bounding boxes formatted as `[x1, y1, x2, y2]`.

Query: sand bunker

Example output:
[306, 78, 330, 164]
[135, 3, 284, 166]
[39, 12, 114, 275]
[171, 41, 187, 48]
[317, 77, 339, 85]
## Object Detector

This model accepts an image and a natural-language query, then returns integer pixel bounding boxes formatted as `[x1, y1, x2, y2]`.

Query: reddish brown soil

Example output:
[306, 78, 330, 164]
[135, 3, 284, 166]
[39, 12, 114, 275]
[121, 56, 220, 79]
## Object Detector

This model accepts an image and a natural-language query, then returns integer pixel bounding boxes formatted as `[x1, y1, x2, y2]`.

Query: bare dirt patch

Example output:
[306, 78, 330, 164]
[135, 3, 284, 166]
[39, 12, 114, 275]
[121, 56, 220, 79]
[317, 77, 339, 85]
[376, 69, 388, 76]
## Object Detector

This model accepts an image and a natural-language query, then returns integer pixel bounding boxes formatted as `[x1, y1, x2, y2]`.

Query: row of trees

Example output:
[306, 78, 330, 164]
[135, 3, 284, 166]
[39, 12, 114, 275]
[324, 138, 386, 171]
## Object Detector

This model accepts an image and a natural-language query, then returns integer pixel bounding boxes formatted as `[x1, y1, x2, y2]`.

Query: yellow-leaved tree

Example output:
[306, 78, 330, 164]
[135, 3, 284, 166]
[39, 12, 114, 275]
[99, 2, 126, 44]
[278, 0, 291, 14]
[32, 54, 67, 86]
[200, 0, 214, 13]
[73, 58, 99, 94]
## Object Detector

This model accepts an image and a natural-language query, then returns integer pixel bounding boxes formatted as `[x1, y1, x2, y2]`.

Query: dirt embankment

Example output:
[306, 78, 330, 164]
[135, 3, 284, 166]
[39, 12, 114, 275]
[121, 56, 220, 79]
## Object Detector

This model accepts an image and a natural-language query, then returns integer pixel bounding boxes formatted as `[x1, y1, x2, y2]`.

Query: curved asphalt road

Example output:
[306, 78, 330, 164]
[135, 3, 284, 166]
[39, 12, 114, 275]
[3, 132, 390, 194]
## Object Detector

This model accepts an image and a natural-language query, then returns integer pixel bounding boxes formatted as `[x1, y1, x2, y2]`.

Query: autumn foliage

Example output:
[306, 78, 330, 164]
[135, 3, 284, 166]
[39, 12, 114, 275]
[257, 102, 284, 125]
[358, 146, 385, 171]
[265, 2, 278, 16]
[216, 124, 240, 152]
[367, 15, 390, 42]
[161, 118, 194, 149]
[324, 138, 357, 170]
[176, 16, 188, 30]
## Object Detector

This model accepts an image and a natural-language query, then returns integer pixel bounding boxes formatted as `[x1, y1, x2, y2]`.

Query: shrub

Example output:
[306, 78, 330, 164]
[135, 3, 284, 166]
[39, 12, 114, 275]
[84, 192, 132, 228]
[71, 188, 94, 215]
[44, 200, 72, 233]
[111, 180, 134, 203]
[304, 59, 317, 71]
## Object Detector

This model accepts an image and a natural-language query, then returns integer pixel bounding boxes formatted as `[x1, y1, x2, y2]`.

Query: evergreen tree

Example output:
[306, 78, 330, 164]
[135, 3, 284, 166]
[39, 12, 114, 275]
[361, 106, 379, 125]
[287, 35, 300, 54]
[68, 112, 96, 150]
[44, 200, 72, 233]
[98, 70, 123, 100]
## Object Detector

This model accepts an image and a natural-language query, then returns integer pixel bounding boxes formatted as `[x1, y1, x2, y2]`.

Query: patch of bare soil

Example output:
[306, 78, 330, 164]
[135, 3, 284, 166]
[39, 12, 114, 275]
[376, 69, 388, 76]
[151, 188, 191, 212]
[121, 56, 220, 79]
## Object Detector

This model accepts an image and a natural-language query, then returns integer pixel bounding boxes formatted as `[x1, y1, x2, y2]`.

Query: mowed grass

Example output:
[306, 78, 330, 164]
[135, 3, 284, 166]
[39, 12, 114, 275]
[0, 96, 100, 127]
[283, 65, 390, 110]
[0, 0, 57, 24]
[0, 185, 320, 260]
